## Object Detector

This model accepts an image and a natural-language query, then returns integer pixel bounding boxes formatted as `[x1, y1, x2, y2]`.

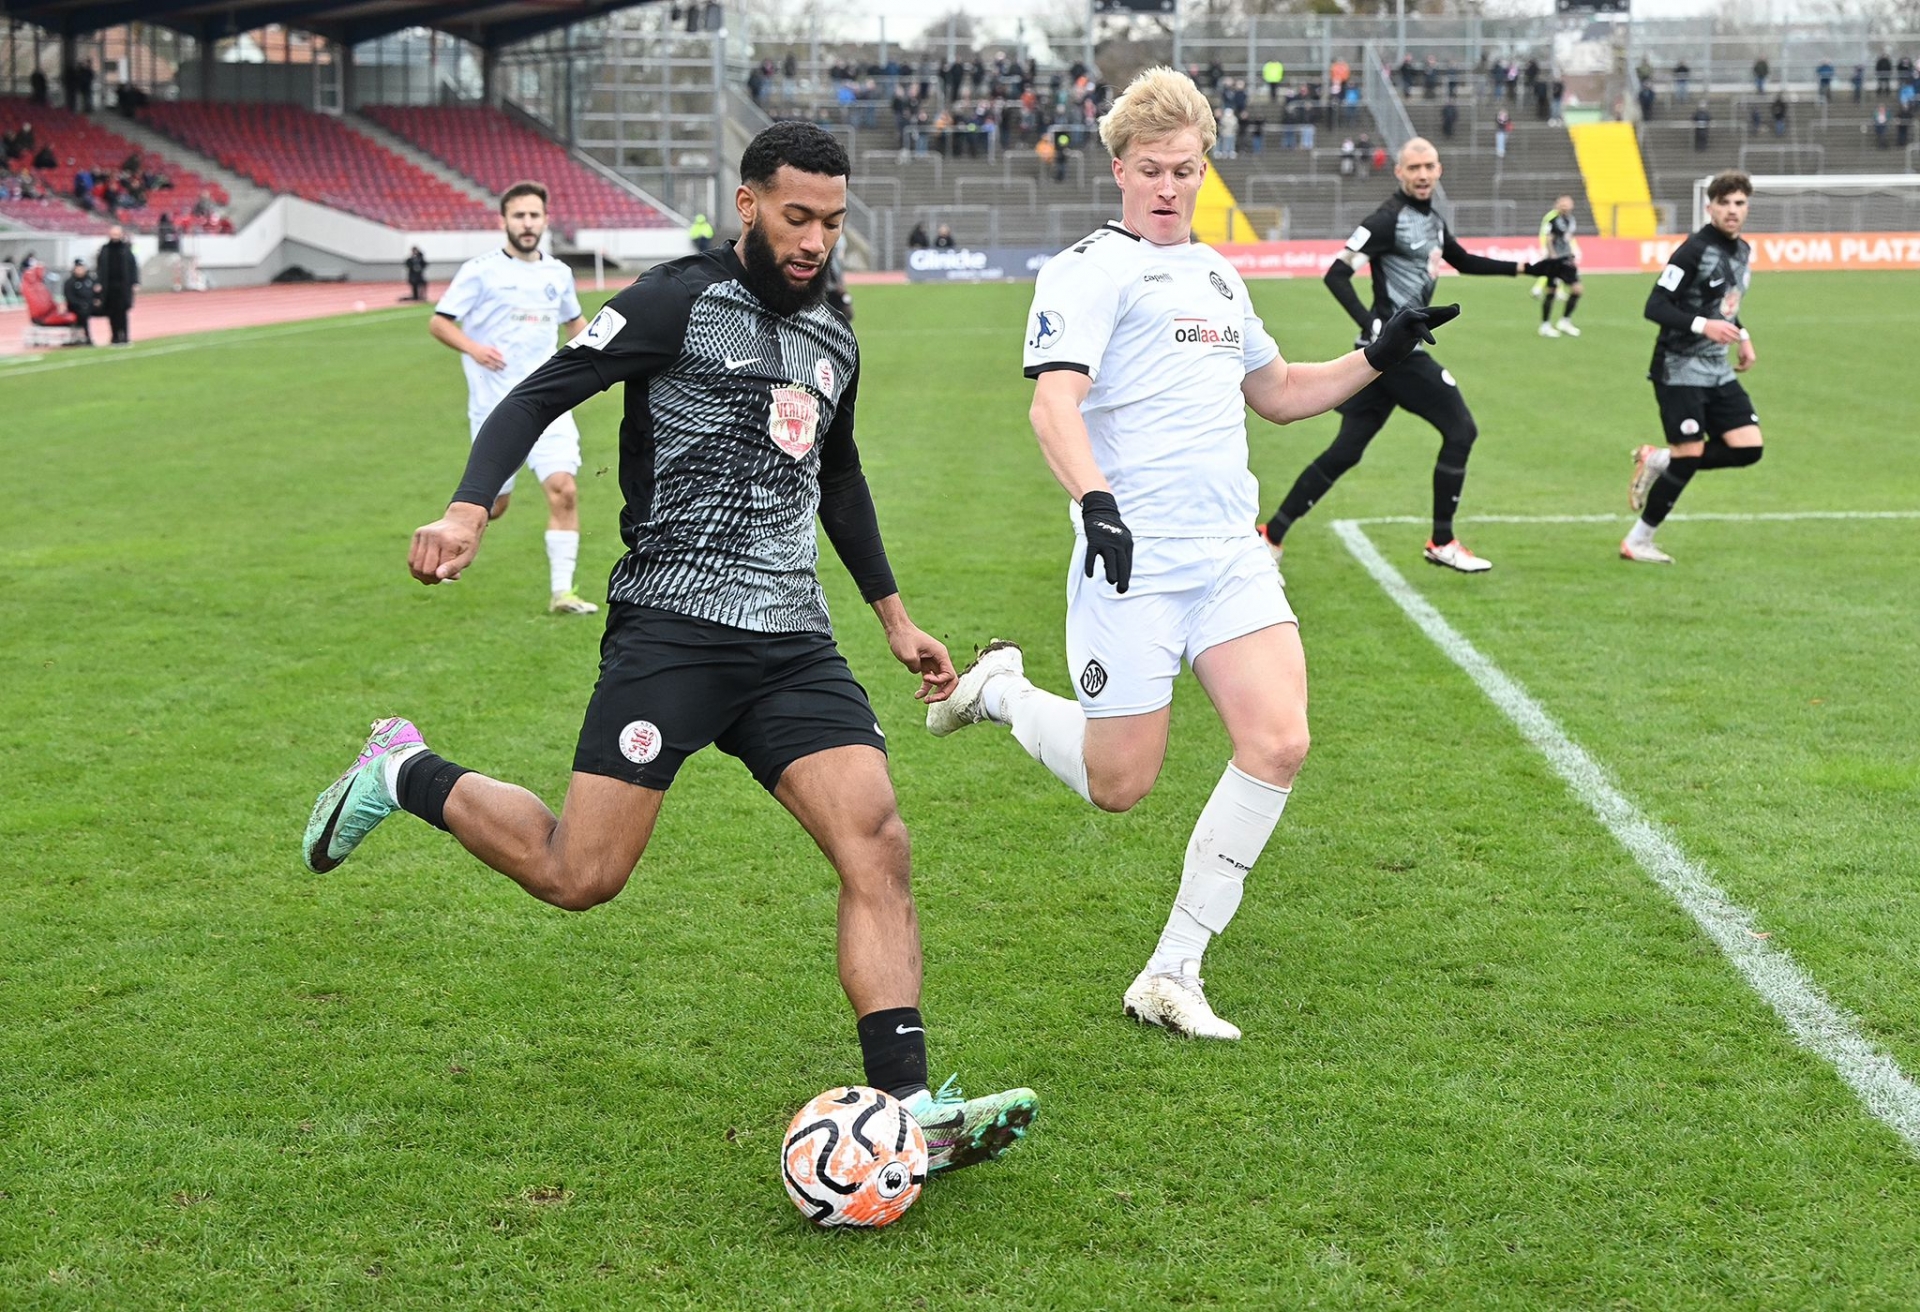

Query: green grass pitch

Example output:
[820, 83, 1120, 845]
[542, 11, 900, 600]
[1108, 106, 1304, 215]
[4, 269, 1920, 1308]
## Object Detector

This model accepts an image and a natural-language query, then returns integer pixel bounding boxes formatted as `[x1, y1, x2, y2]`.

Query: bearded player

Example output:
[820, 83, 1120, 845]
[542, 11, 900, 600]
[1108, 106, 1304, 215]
[305, 124, 1037, 1169]
[431, 182, 596, 614]
[927, 68, 1458, 1039]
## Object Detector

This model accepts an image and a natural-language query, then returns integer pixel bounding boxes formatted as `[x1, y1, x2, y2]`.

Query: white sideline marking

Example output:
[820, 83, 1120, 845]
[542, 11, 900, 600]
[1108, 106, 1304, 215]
[0, 311, 398, 379]
[1349, 511, 1920, 526]
[1331, 517, 1920, 1155]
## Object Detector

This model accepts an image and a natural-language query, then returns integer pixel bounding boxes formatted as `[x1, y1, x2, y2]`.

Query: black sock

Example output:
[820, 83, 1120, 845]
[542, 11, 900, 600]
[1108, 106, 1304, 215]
[1543, 292, 1557, 322]
[396, 751, 472, 832]
[856, 1007, 929, 1100]
[1432, 462, 1467, 544]
[1641, 455, 1700, 527]
[1563, 292, 1580, 319]
[1272, 459, 1345, 539]
[1700, 442, 1762, 469]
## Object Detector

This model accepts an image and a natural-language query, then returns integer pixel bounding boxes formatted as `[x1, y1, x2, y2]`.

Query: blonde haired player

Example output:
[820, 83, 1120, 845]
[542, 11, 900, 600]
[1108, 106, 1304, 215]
[431, 181, 596, 614]
[929, 68, 1458, 1039]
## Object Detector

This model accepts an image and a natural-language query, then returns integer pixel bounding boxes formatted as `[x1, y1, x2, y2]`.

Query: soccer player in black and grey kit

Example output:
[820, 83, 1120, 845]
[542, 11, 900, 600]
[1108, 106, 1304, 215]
[1260, 137, 1572, 573]
[302, 123, 1037, 1172]
[1623, 171, 1763, 564]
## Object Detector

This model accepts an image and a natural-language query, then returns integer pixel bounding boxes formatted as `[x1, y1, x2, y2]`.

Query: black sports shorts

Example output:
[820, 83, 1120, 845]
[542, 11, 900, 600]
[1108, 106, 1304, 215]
[1652, 378, 1758, 445]
[1335, 350, 1474, 432]
[574, 604, 886, 793]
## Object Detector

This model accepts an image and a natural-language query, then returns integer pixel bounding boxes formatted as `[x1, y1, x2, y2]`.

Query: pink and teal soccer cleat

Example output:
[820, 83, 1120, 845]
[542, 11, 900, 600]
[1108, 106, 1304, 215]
[905, 1075, 1038, 1175]
[302, 717, 425, 873]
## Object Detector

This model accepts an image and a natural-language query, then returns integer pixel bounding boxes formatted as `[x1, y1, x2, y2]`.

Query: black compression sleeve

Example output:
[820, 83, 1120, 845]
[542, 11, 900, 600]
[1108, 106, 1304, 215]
[1441, 233, 1519, 276]
[817, 369, 897, 603]
[1324, 259, 1373, 330]
[1643, 288, 1698, 332]
[451, 348, 610, 508]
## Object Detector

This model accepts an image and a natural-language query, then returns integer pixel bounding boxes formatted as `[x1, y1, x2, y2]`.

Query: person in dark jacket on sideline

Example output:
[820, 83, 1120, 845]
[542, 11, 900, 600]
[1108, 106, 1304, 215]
[95, 224, 139, 345]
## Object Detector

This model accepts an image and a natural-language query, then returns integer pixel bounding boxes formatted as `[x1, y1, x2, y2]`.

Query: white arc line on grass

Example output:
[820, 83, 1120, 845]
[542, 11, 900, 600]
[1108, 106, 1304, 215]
[1331, 517, 1920, 1155]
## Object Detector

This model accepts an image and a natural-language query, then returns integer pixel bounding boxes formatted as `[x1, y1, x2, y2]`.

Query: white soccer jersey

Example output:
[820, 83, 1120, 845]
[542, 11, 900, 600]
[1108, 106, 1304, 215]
[1023, 220, 1280, 537]
[436, 248, 584, 417]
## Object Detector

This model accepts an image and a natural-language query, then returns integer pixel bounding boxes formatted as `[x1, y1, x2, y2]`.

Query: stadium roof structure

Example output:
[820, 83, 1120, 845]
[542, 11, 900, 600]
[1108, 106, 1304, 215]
[6, 0, 656, 48]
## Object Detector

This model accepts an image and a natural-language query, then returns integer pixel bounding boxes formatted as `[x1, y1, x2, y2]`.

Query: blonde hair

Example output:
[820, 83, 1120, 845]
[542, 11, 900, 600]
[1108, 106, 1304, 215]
[1098, 66, 1218, 159]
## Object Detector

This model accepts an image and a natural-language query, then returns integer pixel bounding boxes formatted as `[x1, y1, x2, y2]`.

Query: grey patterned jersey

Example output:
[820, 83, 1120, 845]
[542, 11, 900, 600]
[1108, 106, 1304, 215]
[1344, 192, 1451, 323]
[1647, 225, 1752, 387]
[1540, 210, 1576, 260]
[454, 245, 881, 635]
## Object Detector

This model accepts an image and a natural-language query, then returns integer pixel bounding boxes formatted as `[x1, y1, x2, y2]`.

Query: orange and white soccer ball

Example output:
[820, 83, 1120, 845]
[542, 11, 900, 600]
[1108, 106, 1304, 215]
[781, 1086, 928, 1228]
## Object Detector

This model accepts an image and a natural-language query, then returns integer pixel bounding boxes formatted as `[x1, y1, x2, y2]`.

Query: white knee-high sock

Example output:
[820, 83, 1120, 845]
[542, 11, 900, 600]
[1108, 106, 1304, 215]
[1147, 762, 1291, 975]
[996, 679, 1093, 804]
[545, 530, 579, 594]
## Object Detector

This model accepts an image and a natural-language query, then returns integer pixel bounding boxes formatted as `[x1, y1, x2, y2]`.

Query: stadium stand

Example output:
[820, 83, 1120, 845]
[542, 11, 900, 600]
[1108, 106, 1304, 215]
[0, 97, 228, 234]
[358, 105, 674, 235]
[139, 102, 498, 231]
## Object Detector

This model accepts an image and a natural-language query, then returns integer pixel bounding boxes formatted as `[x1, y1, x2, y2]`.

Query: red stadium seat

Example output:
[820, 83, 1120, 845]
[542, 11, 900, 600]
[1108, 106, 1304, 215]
[21, 264, 77, 326]
[0, 96, 227, 234]
[136, 102, 497, 231]
[357, 105, 674, 237]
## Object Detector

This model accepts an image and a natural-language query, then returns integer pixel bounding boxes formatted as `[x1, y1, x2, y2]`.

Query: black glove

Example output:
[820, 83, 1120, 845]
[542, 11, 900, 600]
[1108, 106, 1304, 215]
[1079, 490, 1133, 594]
[1525, 257, 1576, 281]
[1361, 303, 1461, 371]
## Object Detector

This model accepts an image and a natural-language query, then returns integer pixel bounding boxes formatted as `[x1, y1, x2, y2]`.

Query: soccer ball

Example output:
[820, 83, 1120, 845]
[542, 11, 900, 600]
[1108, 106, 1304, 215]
[780, 1086, 927, 1228]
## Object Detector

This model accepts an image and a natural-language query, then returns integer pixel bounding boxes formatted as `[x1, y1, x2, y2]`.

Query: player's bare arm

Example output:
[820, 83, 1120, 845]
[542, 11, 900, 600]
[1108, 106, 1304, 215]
[428, 312, 505, 370]
[871, 594, 958, 703]
[1027, 369, 1109, 498]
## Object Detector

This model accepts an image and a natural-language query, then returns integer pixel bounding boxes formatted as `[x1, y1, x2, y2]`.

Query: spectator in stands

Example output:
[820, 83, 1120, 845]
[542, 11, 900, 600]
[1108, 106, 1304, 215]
[1263, 60, 1284, 102]
[1752, 57, 1769, 94]
[1329, 57, 1350, 99]
[65, 259, 97, 343]
[1673, 60, 1691, 102]
[32, 141, 55, 170]
[783, 52, 798, 99]
[1339, 137, 1356, 176]
[1504, 59, 1520, 100]
[1901, 54, 1915, 88]
[1342, 84, 1360, 124]
[908, 221, 930, 249]
[73, 166, 95, 211]
[1494, 108, 1512, 159]
[1904, 79, 1919, 114]
[1218, 105, 1238, 159]
[1853, 63, 1867, 102]
[193, 189, 216, 220]
[96, 224, 137, 345]
[1550, 76, 1566, 122]
[688, 212, 714, 252]
[1817, 59, 1835, 101]
[1424, 57, 1439, 99]
[1442, 101, 1459, 139]
[1355, 131, 1372, 176]
[1771, 93, 1788, 137]
[1534, 69, 1552, 120]
[76, 60, 95, 113]
[1447, 62, 1461, 99]
[1875, 104, 1891, 147]
[1638, 78, 1656, 122]
[1877, 53, 1895, 95]
[156, 211, 179, 252]
[1693, 102, 1711, 151]
[1901, 102, 1915, 149]
[1398, 54, 1416, 97]
[1635, 56, 1654, 88]
[1245, 112, 1264, 154]
[404, 246, 428, 301]
[29, 67, 48, 106]
[933, 224, 955, 249]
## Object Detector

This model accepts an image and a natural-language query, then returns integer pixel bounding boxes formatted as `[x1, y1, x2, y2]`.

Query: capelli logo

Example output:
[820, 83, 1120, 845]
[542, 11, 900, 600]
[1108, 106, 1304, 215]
[1142, 270, 1172, 283]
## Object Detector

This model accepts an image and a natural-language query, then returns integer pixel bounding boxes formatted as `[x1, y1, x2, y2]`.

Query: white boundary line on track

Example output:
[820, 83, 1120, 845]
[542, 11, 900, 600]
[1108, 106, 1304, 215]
[1330, 515, 1920, 1156]
[0, 309, 402, 379]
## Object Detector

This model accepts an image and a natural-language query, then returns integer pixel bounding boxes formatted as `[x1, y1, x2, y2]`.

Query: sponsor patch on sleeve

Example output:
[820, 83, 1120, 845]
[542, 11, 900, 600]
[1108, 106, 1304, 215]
[570, 304, 627, 350]
[1345, 225, 1372, 252]
[1657, 263, 1686, 291]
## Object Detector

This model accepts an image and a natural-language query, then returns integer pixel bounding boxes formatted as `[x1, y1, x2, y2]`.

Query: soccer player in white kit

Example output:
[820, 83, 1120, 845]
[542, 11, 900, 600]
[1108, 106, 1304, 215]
[928, 68, 1458, 1039]
[430, 181, 596, 614]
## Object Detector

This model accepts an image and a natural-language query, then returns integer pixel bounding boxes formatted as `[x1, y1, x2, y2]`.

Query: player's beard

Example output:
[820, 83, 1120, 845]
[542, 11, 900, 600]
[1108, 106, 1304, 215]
[739, 222, 829, 317]
[509, 229, 541, 253]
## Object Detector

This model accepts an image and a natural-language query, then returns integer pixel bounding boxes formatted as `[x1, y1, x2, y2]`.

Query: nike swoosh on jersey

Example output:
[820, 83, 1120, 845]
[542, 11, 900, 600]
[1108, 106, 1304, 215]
[724, 356, 761, 369]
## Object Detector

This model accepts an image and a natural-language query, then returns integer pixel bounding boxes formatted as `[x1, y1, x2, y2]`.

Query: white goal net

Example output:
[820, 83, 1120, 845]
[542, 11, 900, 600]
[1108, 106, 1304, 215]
[1693, 173, 1920, 233]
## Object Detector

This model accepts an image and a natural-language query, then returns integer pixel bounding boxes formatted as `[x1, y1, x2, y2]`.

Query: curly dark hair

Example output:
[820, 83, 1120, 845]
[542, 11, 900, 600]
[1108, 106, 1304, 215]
[1707, 170, 1752, 202]
[739, 121, 851, 188]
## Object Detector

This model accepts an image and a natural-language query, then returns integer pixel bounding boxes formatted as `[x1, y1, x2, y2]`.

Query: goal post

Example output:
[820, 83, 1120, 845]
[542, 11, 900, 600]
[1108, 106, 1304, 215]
[1690, 173, 1920, 233]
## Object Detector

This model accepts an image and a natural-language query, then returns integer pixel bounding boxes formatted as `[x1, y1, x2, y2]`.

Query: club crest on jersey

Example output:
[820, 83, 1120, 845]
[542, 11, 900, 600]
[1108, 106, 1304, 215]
[815, 357, 836, 394]
[545, 283, 559, 300]
[618, 720, 662, 765]
[1029, 310, 1065, 351]
[1210, 271, 1233, 299]
[768, 386, 820, 457]
[1720, 287, 1743, 319]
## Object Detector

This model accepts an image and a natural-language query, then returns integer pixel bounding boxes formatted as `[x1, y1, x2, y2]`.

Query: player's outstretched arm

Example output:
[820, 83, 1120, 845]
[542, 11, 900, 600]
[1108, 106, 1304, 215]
[1243, 305, 1461, 424]
[409, 501, 489, 584]
[1443, 232, 1569, 281]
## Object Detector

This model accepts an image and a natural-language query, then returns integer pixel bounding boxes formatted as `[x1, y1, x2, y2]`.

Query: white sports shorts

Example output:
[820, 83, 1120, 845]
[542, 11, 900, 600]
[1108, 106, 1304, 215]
[467, 408, 582, 495]
[1064, 532, 1296, 718]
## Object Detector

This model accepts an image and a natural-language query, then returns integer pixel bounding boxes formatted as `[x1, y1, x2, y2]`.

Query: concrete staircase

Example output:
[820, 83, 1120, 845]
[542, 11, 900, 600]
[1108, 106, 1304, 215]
[106, 114, 275, 229]
[343, 113, 498, 207]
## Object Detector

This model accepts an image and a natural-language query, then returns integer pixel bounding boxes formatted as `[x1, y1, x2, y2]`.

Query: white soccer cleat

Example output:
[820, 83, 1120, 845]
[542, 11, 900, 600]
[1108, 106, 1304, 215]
[1423, 538, 1493, 573]
[1538, 321, 1560, 338]
[925, 639, 1024, 738]
[549, 589, 599, 615]
[1619, 537, 1674, 564]
[1124, 961, 1242, 1041]
[1555, 319, 1582, 337]
[1628, 444, 1669, 513]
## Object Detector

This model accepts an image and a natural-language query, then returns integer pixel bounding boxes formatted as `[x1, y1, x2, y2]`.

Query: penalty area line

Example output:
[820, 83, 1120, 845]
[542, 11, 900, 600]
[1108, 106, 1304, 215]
[1347, 510, 1920, 526]
[1331, 516, 1920, 1157]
